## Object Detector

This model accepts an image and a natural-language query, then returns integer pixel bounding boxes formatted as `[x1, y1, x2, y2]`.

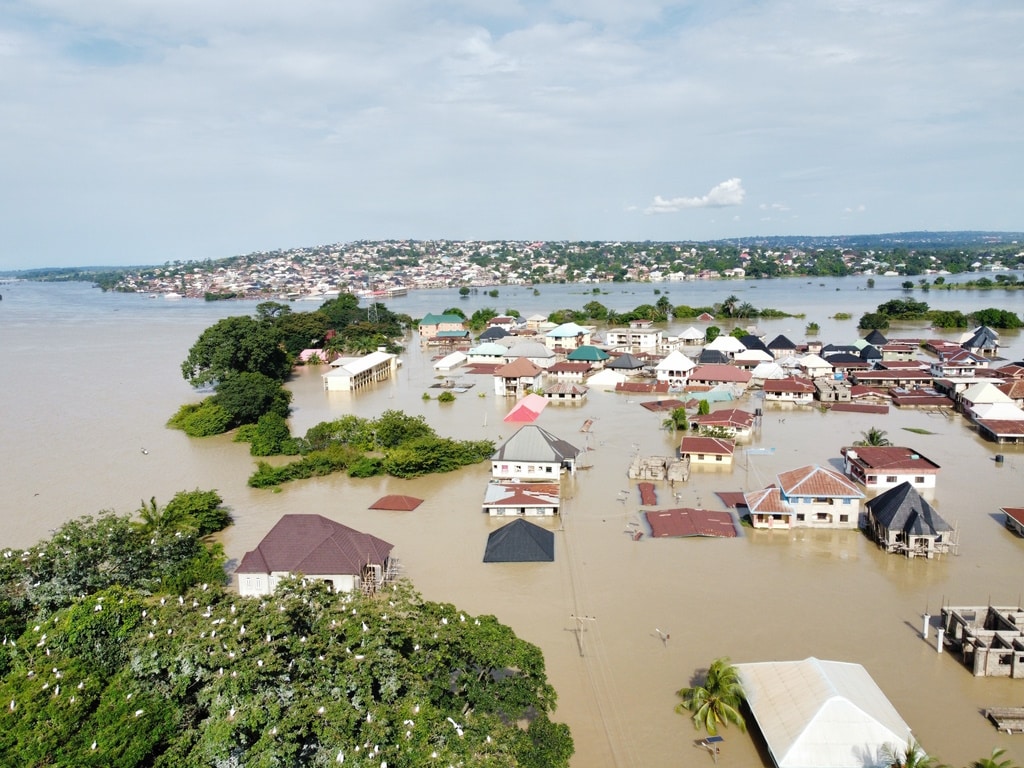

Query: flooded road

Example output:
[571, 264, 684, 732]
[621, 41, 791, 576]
[2, 278, 1024, 766]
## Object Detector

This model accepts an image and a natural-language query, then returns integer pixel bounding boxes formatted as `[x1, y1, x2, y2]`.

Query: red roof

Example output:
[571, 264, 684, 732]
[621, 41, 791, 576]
[689, 364, 753, 384]
[679, 436, 735, 456]
[494, 358, 543, 377]
[644, 508, 738, 538]
[777, 465, 862, 498]
[1002, 508, 1024, 527]
[369, 495, 424, 511]
[763, 377, 815, 393]
[842, 446, 940, 474]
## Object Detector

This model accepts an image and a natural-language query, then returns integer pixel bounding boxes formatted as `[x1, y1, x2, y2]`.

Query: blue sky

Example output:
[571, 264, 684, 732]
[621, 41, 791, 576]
[2, 0, 1022, 269]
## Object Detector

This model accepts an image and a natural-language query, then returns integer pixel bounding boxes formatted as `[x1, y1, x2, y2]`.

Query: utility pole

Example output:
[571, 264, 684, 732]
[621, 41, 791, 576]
[569, 614, 596, 657]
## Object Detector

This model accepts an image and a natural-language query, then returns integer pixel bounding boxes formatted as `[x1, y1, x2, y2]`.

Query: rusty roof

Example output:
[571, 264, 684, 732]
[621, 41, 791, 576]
[842, 446, 940, 473]
[778, 465, 864, 499]
[644, 508, 738, 538]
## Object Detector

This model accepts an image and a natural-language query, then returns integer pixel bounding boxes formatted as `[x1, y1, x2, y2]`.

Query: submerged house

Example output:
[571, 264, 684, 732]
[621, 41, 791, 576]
[491, 424, 580, 480]
[746, 465, 864, 530]
[864, 482, 955, 558]
[940, 605, 1024, 678]
[483, 518, 554, 562]
[840, 446, 941, 491]
[236, 514, 396, 597]
[482, 481, 561, 516]
[323, 351, 399, 392]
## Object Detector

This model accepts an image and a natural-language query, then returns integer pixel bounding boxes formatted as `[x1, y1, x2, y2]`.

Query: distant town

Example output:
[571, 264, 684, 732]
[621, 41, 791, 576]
[10, 232, 1024, 301]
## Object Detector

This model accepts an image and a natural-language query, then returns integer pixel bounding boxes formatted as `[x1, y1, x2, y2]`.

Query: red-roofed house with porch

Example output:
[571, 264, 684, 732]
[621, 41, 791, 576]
[745, 465, 865, 530]
[763, 377, 816, 404]
[236, 514, 395, 597]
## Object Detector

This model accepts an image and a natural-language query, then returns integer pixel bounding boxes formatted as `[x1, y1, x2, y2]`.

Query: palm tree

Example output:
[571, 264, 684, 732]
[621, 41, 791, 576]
[971, 748, 1020, 768]
[675, 657, 746, 736]
[854, 427, 891, 447]
[881, 738, 937, 768]
[720, 295, 740, 318]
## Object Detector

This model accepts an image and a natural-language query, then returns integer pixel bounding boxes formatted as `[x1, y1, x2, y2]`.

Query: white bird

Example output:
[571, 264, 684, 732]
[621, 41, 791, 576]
[318, 706, 326, 715]
[91, 741, 97, 750]
[362, 622, 369, 632]
[134, 709, 144, 717]
[336, 751, 344, 763]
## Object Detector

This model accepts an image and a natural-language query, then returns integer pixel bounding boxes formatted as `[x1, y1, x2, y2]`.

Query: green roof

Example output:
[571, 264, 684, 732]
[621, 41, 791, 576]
[420, 313, 465, 326]
[567, 345, 609, 362]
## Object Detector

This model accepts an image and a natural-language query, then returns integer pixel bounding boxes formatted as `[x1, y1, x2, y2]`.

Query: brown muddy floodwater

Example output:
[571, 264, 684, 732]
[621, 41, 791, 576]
[2, 282, 1024, 767]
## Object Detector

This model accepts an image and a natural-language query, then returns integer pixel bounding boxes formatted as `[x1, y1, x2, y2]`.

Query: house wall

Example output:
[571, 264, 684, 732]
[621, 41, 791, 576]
[845, 460, 938, 490]
[750, 514, 792, 530]
[685, 453, 733, 466]
[486, 504, 558, 517]
[783, 497, 860, 529]
[491, 460, 562, 481]
[237, 570, 359, 597]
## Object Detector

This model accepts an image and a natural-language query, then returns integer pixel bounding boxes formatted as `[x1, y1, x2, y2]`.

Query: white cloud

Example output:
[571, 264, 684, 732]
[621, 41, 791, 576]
[644, 178, 746, 214]
[2, 1, 1024, 267]
[844, 204, 867, 214]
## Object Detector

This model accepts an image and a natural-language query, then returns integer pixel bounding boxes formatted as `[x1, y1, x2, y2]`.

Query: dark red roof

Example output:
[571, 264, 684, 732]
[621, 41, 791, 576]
[644, 508, 738, 538]
[830, 403, 889, 414]
[237, 514, 393, 577]
[638, 482, 658, 506]
[369, 495, 424, 511]
[640, 399, 687, 412]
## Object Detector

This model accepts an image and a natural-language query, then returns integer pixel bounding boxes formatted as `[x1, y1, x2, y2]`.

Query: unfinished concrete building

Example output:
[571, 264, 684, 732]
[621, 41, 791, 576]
[940, 605, 1024, 678]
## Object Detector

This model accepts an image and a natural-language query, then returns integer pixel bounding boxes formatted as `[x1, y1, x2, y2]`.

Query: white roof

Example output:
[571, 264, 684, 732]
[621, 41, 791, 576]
[736, 658, 914, 768]
[798, 353, 832, 370]
[735, 349, 774, 363]
[961, 381, 1013, 405]
[506, 341, 554, 359]
[971, 402, 1024, 421]
[655, 350, 695, 372]
[705, 335, 746, 353]
[433, 351, 467, 370]
[751, 361, 786, 380]
[679, 326, 705, 342]
[586, 369, 627, 387]
[326, 350, 395, 375]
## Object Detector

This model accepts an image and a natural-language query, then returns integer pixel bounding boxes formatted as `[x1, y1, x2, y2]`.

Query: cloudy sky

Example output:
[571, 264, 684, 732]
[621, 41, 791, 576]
[2, 1, 1022, 269]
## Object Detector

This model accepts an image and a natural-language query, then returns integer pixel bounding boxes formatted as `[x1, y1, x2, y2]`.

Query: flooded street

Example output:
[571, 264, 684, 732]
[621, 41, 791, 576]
[3, 278, 1024, 766]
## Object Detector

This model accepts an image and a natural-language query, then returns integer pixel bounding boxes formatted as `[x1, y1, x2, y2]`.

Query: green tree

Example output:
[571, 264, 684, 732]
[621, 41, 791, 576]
[971, 748, 1020, 768]
[675, 657, 746, 736]
[663, 407, 689, 432]
[698, 400, 711, 416]
[720, 295, 740, 317]
[459, 286, 471, 297]
[181, 315, 291, 387]
[858, 312, 890, 330]
[805, 321, 820, 334]
[582, 301, 608, 321]
[854, 427, 891, 446]
[248, 411, 296, 457]
[166, 400, 232, 437]
[705, 326, 721, 342]
[881, 739, 937, 768]
[212, 371, 292, 428]
[272, 309, 330, 357]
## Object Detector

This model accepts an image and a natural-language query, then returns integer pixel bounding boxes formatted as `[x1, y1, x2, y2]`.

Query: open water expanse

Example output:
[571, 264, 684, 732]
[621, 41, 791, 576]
[3, 275, 1024, 767]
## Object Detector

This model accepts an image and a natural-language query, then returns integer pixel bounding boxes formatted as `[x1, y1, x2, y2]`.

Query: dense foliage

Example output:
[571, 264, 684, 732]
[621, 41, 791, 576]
[0, 491, 231, 657]
[247, 410, 494, 487]
[173, 294, 410, 439]
[0, 537, 572, 766]
[859, 298, 1022, 330]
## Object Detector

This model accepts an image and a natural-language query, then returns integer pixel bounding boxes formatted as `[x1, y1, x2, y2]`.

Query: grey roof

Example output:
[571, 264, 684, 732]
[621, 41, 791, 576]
[963, 325, 999, 351]
[767, 334, 797, 351]
[860, 344, 882, 360]
[606, 352, 646, 370]
[866, 482, 952, 536]
[483, 518, 554, 562]
[236, 514, 392, 577]
[739, 335, 771, 354]
[821, 344, 861, 358]
[505, 340, 554, 359]
[864, 329, 888, 345]
[492, 424, 580, 463]
[698, 349, 730, 365]
[479, 326, 510, 340]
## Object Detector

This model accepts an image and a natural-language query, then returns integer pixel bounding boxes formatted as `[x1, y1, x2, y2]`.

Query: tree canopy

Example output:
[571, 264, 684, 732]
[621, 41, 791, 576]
[0, 528, 573, 767]
[181, 315, 292, 387]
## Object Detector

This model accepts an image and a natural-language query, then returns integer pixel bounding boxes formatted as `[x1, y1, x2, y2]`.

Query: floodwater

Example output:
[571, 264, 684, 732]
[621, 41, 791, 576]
[3, 277, 1024, 767]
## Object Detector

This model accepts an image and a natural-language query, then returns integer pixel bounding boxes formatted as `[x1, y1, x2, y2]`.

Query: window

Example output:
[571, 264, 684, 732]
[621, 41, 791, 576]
[715, 455, 723, 462]
[796, 513, 805, 522]
[816, 512, 829, 521]
[843, 498, 851, 505]
[886, 475, 898, 483]
[915, 476, 925, 484]
[697, 454, 705, 460]
[839, 514, 849, 523]
[867, 476, 877, 485]
[546, 466, 553, 473]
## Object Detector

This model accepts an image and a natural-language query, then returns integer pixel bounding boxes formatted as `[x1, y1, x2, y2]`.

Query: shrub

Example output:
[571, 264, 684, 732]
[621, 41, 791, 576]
[167, 400, 232, 437]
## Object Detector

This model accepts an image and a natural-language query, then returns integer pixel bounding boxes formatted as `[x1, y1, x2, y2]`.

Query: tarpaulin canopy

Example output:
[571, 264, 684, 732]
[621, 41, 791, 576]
[503, 393, 548, 423]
